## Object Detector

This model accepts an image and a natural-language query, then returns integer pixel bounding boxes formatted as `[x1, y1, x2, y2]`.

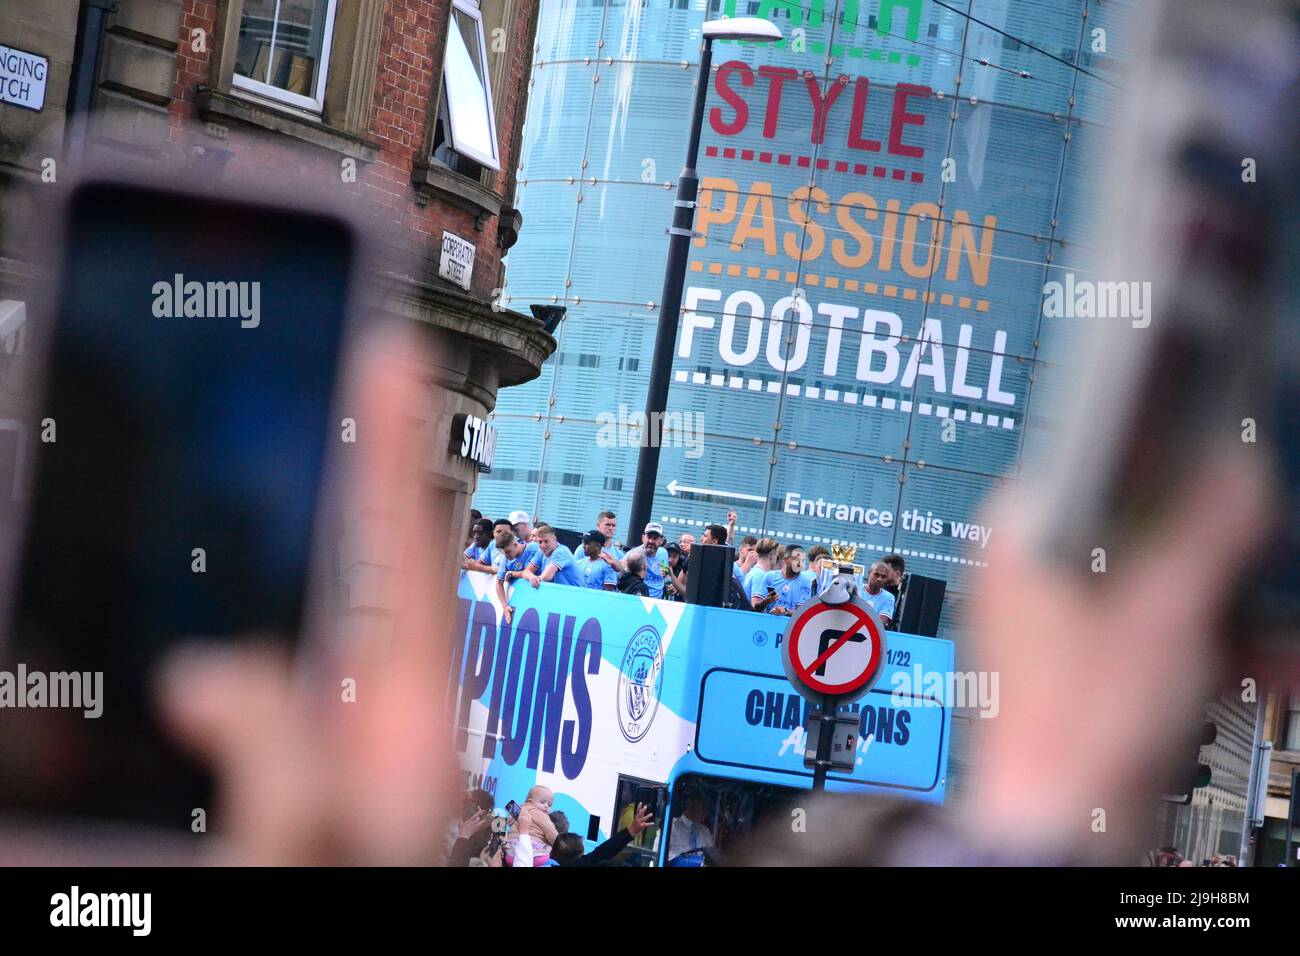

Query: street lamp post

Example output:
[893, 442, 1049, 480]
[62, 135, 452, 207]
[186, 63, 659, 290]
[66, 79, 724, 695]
[628, 16, 782, 541]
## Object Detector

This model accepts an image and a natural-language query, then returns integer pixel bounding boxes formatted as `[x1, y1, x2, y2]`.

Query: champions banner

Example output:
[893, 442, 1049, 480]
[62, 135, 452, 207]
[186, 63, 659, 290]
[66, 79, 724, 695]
[452, 572, 955, 845]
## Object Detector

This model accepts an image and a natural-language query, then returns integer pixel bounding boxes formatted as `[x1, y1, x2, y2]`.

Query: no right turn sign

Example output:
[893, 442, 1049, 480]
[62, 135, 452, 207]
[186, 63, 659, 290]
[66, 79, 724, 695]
[780, 594, 885, 703]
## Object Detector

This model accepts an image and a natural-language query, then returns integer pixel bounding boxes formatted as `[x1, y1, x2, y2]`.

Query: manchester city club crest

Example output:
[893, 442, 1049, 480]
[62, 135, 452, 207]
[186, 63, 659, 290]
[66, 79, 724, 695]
[616, 625, 664, 743]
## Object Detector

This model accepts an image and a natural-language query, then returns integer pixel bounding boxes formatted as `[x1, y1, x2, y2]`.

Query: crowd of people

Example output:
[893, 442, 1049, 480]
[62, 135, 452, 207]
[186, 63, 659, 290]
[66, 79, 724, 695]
[1146, 845, 1240, 867]
[444, 785, 659, 868]
[463, 507, 909, 625]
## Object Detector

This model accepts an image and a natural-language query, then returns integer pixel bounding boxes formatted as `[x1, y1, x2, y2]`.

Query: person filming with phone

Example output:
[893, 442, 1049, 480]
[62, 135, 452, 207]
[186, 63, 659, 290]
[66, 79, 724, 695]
[444, 789, 495, 866]
[745, 539, 783, 612]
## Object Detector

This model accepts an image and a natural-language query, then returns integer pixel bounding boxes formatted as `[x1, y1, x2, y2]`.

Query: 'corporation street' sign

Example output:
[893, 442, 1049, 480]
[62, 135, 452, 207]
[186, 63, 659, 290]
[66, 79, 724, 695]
[439, 231, 476, 291]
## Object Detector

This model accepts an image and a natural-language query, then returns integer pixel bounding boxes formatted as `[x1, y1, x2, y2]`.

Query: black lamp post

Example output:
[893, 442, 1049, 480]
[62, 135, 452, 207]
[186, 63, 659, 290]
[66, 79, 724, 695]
[627, 15, 782, 540]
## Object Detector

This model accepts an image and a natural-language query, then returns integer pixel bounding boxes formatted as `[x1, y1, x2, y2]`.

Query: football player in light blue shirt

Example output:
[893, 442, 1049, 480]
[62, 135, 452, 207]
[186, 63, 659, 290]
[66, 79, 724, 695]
[494, 530, 542, 625]
[862, 562, 897, 626]
[801, 544, 828, 592]
[596, 510, 625, 570]
[744, 539, 783, 612]
[765, 546, 813, 615]
[480, 518, 512, 573]
[534, 524, 583, 587]
[463, 518, 496, 573]
[575, 530, 619, 590]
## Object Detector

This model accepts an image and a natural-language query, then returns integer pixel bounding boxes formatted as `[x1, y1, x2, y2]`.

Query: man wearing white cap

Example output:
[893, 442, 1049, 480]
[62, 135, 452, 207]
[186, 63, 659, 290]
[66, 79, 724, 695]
[509, 510, 534, 543]
[638, 522, 684, 600]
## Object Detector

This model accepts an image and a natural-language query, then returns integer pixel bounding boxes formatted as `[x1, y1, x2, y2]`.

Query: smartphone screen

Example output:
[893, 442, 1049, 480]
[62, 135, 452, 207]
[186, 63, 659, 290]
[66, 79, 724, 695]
[0, 181, 355, 829]
[506, 800, 521, 820]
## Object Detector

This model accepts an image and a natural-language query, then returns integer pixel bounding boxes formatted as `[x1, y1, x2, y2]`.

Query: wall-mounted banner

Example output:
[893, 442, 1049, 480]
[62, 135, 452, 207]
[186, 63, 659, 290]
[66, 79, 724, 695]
[479, 0, 1132, 640]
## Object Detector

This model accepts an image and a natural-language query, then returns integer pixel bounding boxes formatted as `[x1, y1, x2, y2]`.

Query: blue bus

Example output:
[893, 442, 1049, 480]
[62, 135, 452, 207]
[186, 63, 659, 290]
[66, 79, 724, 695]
[451, 571, 954, 865]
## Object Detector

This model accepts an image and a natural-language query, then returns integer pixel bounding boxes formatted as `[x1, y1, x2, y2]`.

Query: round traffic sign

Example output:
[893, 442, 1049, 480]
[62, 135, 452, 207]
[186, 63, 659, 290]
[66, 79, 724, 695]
[780, 595, 886, 702]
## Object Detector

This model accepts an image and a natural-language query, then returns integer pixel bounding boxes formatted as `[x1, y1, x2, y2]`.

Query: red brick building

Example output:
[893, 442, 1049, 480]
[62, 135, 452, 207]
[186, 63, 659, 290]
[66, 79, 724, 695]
[0, 0, 554, 594]
[162, 0, 537, 305]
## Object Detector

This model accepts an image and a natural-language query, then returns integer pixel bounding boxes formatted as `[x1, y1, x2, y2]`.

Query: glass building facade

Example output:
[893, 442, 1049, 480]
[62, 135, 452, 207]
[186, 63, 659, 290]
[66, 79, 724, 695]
[477, 0, 1143, 641]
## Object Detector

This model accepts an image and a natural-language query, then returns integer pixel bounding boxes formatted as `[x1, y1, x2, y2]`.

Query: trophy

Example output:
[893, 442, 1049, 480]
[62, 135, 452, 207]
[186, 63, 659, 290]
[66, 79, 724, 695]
[829, 542, 864, 575]
[816, 543, 865, 602]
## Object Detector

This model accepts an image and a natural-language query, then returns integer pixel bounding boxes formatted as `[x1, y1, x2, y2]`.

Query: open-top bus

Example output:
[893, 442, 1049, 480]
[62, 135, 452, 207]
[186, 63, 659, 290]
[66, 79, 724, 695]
[451, 570, 954, 865]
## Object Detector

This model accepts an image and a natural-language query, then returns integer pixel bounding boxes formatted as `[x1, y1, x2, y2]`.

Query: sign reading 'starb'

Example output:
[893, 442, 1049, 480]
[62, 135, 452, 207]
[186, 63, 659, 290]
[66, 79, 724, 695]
[617, 625, 665, 743]
[0, 44, 48, 112]
[451, 412, 497, 473]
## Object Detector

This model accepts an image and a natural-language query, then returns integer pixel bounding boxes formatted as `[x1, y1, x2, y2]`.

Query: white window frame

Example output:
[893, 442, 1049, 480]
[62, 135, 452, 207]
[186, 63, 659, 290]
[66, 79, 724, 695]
[440, 0, 502, 171]
[232, 0, 340, 114]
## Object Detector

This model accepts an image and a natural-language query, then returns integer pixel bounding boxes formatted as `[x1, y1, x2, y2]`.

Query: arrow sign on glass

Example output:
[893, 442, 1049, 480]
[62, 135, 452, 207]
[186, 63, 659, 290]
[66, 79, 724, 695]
[666, 478, 764, 503]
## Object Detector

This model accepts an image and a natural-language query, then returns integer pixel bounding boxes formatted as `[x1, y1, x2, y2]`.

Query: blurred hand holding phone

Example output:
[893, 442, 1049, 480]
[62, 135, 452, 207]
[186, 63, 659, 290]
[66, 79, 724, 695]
[0, 159, 458, 864]
[1034, 0, 1300, 661]
[978, 0, 1299, 861]
[736, 0, 1299, 868]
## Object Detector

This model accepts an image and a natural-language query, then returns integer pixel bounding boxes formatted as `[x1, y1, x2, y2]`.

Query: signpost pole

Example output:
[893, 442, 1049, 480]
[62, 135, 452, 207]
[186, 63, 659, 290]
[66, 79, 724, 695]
[812, 696, 835, 792]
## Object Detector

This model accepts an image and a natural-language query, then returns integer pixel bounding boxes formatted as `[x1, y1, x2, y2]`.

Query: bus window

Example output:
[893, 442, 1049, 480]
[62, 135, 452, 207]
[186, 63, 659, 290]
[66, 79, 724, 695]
[610, 775, 667, 867]
[665, 775, 804, 866]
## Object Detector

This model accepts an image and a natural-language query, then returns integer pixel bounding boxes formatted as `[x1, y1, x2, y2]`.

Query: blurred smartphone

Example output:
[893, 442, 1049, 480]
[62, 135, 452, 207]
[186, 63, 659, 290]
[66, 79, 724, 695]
[0, 175, 362, 831]
[1035, 0, 1298, 656]
[506, 800, 521, 820]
